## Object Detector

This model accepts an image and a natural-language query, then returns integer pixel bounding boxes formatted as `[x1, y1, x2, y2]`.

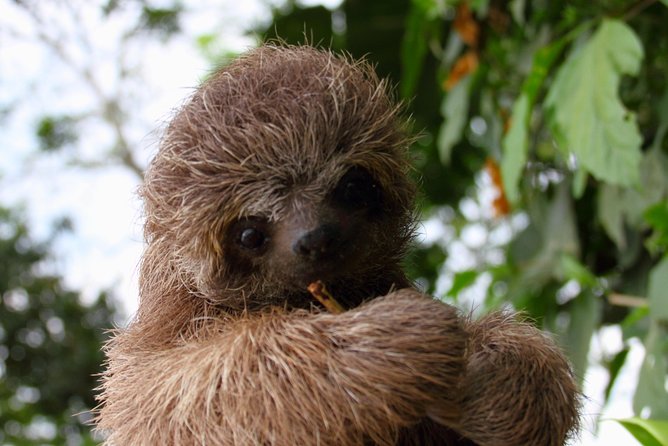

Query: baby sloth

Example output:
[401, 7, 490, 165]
[96, 45, 579, 445]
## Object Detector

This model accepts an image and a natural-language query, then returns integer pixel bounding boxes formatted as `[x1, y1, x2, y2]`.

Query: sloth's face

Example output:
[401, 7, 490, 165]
[144, 47, 417, 309]
[221, 165, 403, 307]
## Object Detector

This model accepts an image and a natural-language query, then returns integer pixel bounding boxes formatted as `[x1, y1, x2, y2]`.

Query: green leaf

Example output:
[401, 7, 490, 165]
[598, 146, 668, 250]
[509, 181, 580, 289]
[615, 418, 668, 446]
[401, 5, 430, 99]
[572, 168, 588, 199]
[437, 75, 472, 164]
[196, 33, 216, 51]
[621, 306, 650, 331]
[523, 39, 570, 104]
[140, 6, 182, 36]
[546, 19, 644, 187]
[648, 257, 668, 321]
[470, 0, 490, 15]
[626, 149, 668, 225]
[605, 348, 630, 404]
[560, 254, 598, 287]
[645, 203, 668, 253]
[509, 0, 526, 25]
[501, 94, 529, 204]
[447, 270, 479, 299]
[564, 291, 601, 381]
[36, 116, 77, 152]
[501, 40, 568, 204]
[598, 184, 627, 249]
[634, 321, 668, 419]
[411, 0, 450, 17]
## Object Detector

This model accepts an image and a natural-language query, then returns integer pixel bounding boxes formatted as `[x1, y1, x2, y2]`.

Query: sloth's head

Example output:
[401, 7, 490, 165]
[142, 45, 416, 310]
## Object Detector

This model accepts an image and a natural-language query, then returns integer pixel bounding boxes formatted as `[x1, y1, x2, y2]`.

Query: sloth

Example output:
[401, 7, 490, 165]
[96, 45, 579, 445]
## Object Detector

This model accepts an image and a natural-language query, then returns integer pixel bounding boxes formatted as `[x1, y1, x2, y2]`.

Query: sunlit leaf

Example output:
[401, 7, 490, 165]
[411, 0, 451, 17]
[598, 144, 668, 250]
[604, 348, 630, 404]
[447, 270, 479, 299]
[436, 76, 471, 164]
[615, 417, 668, 446]
[509, 182, 580, 289]
[501, 94, 529, 204]
[437, 75, 472, 164]
[621, 306, 650, 331]
[598, 184, 627, 249]
[501, 39, 568, 204]
[470, 0, 490, 15]
[645, 203, 668, 253]
[546, 19, 644, 187]
[625, 148, 667, 225]
[648, 257, 668, 321]
[560, 254, 597, 287]
[564, 291, 601, 382]
[572, 167, 588, 199]
[634, 321, 668, 419]
[509, 0, 526, 25]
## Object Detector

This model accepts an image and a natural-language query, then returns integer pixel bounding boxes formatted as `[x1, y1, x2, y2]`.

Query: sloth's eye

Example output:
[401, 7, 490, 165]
[239, 228, 266, 249]
[333, 167, 382, 212]
[233, 218, 269, 252]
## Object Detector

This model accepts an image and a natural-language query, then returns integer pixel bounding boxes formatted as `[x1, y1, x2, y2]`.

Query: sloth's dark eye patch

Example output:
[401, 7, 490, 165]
[332, 167, 383, 213]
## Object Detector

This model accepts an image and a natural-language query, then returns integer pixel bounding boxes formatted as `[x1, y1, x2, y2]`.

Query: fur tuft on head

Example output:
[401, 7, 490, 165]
[137, 45, 417, 342]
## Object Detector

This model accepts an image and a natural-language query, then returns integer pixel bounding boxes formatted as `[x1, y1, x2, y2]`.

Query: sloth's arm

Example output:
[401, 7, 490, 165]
[453, 313, 580, 446]
[97, 289, 466, 446]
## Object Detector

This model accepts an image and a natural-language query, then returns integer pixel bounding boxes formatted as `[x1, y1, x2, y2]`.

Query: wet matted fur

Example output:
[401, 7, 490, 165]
[95, 45, 579, 445]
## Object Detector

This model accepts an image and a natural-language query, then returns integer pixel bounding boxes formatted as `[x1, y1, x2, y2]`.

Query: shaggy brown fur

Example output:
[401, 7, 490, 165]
[96, 45, 579, 445]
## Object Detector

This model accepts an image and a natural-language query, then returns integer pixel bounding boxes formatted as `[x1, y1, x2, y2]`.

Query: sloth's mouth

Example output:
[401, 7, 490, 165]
[302, 276, 394, 310]
[291, 254, 356, 285]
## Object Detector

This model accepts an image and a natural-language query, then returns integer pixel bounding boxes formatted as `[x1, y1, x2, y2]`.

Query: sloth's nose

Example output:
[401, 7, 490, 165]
[293, 224, 341, 261]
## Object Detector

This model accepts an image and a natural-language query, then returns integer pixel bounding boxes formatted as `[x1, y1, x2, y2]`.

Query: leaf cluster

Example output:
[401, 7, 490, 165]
[0, 208, 119, 445]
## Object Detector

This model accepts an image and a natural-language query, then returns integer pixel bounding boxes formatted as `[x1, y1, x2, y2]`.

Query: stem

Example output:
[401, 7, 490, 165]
[622, 0, 658, 21]
[607, 293, 647, 308]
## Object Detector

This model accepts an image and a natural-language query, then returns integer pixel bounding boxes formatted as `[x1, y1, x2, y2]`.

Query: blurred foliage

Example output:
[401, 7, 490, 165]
[36, 116, 78, 152]
[259, 0, 668, 434]
[613, 418, 668, 446]
[0, 208, 118, 444]
[139, 4, 183, 37]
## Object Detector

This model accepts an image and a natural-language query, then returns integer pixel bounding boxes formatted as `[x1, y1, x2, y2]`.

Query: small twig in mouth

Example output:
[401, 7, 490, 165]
[307, 280, 346, 314]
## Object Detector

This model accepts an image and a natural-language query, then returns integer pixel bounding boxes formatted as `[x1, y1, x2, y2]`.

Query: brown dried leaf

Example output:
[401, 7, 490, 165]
[454, 2, 480, 47]
[443, 51, 479, 91]
[485, 158, 511, 217]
